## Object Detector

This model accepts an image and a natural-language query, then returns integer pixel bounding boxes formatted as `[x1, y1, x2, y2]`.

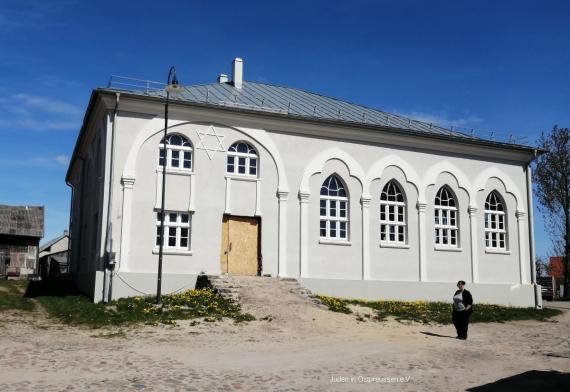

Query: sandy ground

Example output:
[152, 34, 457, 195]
[0, 278, 568, 391]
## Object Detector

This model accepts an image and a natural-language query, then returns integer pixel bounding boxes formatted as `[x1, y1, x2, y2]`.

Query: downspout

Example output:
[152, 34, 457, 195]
[526, 150, 540, 308]
[104, 92, 120, 302]
[66, 154, 84, 278]
[65, 180, 74, 274]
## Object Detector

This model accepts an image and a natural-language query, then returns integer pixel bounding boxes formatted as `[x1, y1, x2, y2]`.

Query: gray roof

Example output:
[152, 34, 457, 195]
[129, 81, 471, 138]
[0, 205, 44, 238]
[40, 232, 68, 252]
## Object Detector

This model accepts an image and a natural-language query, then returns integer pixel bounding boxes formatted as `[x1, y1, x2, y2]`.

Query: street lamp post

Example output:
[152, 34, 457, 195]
[157, 66, 182, 306]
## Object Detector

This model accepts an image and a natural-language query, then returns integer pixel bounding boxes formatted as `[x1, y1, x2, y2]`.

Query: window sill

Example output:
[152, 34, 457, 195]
[379, 243, 410, 249]
[485, 249, 511, 255]
[225, 175, 259, 182]
[152, 248, 193, 255]
[434, 246, 462, 252]
[156, 168, 195, 176]
[319, 239, 352, 246]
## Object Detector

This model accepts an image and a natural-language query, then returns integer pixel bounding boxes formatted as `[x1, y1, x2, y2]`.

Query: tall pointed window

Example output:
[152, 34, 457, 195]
[320, 175, 349, 240]
[380, 181, 406, 244]
[159, 134, 192, 170]
[434, 186, 458, 247]
[485, 191, 507, 250]
[227, 142, 258, 176]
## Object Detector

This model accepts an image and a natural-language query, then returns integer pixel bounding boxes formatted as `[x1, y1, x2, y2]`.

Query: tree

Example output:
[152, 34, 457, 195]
[535, 256, 549, 278]
[533, 125, 570, 298]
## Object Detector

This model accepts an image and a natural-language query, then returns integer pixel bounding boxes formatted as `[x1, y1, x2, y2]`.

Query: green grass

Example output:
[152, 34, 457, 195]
[317, 295, 562, 324]
[0, 279, 254, 328]
[36, 287, 255, 328]
[0, 280, 35, 312]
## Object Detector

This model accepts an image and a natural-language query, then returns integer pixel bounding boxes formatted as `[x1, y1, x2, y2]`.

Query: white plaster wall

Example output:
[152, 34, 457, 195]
[306, 159, 363, 279]
[370, 167, 419, 281]
[69, 96, 535, 305]
[301, 278, 536, 307]
[425, 171, 472, 282]
[270, 130, 530, 286]
[477, 177, 522, 283]
[124, 121, 279, 278]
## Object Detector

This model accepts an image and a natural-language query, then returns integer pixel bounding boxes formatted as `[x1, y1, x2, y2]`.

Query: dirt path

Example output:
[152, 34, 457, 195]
[0, 280, 568, 391]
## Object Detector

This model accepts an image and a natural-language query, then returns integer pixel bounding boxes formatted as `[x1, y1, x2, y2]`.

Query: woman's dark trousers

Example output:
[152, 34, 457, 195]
[452, 310, 470, 339]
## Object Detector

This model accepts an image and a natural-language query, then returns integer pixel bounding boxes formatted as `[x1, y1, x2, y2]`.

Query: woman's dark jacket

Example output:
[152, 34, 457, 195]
[453, 289, 474, 314]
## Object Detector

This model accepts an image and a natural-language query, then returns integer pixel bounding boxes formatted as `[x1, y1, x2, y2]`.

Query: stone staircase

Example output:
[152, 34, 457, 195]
[203, 274, 323, 308]
[204, 274, 241, 302]
[277, 277, 324, 307]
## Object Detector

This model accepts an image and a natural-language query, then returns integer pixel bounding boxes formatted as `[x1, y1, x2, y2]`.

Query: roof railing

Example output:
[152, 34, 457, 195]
[108, 75, 164, 94]
[106, 75, 531, 146]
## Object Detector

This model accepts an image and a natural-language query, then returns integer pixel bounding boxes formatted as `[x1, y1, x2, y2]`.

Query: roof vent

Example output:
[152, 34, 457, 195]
[232, 58, 243, 89]
[217, 74, 229, 83]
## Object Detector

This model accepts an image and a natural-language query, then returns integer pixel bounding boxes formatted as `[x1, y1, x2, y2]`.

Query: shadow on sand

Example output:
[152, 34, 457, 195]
[466, 370, 570, 391]
[420, 331, 456, 339]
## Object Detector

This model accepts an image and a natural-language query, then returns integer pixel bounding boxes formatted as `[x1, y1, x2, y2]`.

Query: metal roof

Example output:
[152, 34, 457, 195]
[106, 79, 475, 139]
[39, 232, 68, 252]
[0, 205, 44, 238]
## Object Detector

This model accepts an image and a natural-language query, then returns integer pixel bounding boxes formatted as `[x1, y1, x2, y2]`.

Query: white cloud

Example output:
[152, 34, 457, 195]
[55, 155, 70, 165]
[12, 94, 82, 116]
[394, 110, 483, 129]
[0, 155, 71, 168]
[0, 93, 81, 131]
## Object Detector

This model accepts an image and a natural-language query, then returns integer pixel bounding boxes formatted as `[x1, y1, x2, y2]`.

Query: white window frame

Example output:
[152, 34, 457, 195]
[485, 192, 507, 250]
[227, 142, 258, 177]
[434, 186, 459, 247]
[159, 134, 193, 171]
[319, 175, 349, 241]
[155, 211, 192, 250]
[380, 181, 406, 245]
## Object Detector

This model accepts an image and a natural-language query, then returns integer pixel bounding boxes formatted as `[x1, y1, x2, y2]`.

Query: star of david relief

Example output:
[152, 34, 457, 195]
[196, 125, 225, 160]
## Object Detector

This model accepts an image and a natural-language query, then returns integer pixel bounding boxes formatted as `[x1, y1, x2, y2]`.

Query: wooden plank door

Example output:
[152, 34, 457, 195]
[219, 216, 260, 276]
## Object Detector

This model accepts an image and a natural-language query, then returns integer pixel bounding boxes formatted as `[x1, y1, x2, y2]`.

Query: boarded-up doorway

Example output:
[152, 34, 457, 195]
[220, 215, 261, 276]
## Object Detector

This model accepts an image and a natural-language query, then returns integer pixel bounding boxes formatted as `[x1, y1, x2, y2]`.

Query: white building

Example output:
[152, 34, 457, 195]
[67, 58, 540, 307]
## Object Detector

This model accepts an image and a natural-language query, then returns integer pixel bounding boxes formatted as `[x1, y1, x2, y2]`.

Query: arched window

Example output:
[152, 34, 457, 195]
[320, 175, 348, 240]
[227, 142, 258, 176]
[434, 186, 458, 247]
[159, 134, 192, 170]
[485, 191, 507, 250]
[380, 181, 406, 244]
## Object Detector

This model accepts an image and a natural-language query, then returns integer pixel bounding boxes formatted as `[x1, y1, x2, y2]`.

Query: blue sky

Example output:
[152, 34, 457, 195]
[0, 0, 568, 258]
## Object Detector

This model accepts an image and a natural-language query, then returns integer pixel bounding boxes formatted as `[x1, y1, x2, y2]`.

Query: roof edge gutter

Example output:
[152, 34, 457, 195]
[98, 89, 538, 157]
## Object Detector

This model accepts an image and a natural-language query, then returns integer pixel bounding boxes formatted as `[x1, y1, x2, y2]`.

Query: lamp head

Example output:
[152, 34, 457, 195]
[165, 67, 182, 95]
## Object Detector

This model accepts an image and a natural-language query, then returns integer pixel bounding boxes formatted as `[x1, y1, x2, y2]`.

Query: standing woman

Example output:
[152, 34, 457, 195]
[452, 280, 473, 340]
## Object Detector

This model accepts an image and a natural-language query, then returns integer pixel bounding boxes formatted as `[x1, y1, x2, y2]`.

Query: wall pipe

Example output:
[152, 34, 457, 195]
[526, 150, 539, 308]
[104, 93, 120, 302]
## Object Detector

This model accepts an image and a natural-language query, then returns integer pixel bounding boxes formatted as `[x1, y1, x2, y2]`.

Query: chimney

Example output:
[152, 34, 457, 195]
[217, 74, 228, 83]
[232, 58, 243, 89]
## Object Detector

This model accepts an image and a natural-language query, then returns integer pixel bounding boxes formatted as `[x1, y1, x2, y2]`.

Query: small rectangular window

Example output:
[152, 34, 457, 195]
[339, 201, 346, 218]
[155, 211, 192, 250]
[249, 158, 257, 175]
[171, 150, 180, 168]
[183, 151, 192, 169]
[238, 157, 246, 174]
